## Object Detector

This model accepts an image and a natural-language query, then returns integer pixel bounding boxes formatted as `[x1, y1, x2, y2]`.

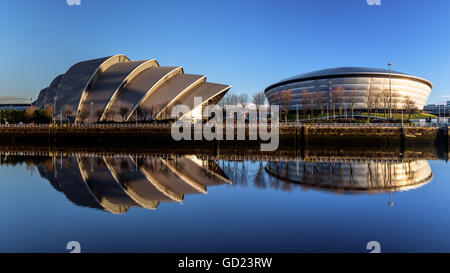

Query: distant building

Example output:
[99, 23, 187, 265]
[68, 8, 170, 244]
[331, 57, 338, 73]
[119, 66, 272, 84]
[0, 103, 31, 111]
[423, 101, 450, 115]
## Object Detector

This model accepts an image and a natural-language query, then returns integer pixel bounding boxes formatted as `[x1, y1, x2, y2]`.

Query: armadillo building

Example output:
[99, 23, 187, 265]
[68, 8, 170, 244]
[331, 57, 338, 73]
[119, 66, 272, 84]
[33, 55, 231, 123]
[264, 67, 432, 111]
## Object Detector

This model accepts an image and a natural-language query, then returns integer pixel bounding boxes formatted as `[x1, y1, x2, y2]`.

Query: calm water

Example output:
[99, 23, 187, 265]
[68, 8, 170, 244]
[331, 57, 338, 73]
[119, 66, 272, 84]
[0, 150, 449, 253]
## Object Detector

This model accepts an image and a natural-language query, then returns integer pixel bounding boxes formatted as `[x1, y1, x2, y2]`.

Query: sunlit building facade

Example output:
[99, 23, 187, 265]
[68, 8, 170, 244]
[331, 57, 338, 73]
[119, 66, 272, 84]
[265, 159, 433, 194]
[33, 55, 231, 123]
[265, 67, 433, 112]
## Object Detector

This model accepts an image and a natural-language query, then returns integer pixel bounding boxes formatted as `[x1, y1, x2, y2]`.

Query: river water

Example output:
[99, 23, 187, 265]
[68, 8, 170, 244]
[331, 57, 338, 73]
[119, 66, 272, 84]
[0, 148, 449, 253]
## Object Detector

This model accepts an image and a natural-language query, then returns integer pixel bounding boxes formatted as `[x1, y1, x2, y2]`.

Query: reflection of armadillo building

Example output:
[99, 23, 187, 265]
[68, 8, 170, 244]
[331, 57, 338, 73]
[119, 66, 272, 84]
[38, 155, 230, 214]
[33, 54, 231, 123]
[265, 159, 433, 193]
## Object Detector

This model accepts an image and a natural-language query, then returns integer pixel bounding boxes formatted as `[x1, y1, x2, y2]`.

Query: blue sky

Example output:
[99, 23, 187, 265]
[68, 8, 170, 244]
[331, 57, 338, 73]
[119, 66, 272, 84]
[0, 0, 449, 104]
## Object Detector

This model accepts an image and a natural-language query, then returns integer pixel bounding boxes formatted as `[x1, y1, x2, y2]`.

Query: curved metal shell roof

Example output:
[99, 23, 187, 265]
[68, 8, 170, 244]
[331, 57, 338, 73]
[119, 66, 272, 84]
[38, 155, 230, 213]
[34, 54, 230, 123]
[265, 67, 433, 93]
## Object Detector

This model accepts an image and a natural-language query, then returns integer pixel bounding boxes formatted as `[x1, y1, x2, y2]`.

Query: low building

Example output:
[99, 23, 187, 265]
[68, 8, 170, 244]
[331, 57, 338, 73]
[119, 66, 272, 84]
[423, 101, 450, 116]
[0, 103, 32, 111]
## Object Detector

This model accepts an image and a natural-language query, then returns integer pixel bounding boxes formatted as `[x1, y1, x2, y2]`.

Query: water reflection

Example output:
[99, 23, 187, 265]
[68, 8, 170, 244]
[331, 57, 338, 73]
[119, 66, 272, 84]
[2, 151, 435, 213]
[264, 159, 433, 194]
[37, 155, 230, 214]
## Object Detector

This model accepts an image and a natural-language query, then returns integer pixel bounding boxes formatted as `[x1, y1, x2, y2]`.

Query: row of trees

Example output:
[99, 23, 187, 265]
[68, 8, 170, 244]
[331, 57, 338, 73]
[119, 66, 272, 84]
[0, 107, 52, 124]
[274, 87, 418, 122]
[218, 92, 266, 107]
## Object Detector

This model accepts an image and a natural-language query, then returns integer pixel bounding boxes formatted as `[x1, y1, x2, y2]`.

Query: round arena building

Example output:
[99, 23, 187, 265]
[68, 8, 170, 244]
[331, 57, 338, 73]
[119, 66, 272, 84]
[264, 67, 432, 112]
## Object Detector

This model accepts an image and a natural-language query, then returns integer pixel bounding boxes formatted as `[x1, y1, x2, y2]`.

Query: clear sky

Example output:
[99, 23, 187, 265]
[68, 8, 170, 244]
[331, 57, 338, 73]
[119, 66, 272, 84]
[0, 0, 449, 104]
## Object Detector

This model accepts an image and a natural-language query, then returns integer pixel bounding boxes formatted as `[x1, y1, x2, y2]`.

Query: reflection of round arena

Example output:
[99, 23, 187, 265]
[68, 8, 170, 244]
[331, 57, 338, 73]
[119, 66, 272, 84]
[264, 67, 432, 111]
[265, 160, 433, 193]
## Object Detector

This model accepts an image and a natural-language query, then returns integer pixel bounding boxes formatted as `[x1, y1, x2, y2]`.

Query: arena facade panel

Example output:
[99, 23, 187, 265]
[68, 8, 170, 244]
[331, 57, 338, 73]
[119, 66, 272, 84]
[264, 67, 432, 111]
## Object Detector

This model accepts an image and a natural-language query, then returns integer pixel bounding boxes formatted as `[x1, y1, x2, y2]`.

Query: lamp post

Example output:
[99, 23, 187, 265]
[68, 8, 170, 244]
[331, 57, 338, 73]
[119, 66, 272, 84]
[90, 101, 94, 124]
[388, 62, 393, 121]
[388, 192, 394, 207]
[53, 94, 57, 125]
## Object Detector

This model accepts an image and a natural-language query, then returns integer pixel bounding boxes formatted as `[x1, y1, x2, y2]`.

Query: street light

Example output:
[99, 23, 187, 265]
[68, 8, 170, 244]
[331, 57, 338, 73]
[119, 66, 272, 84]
[90, 101, 94, 124]
[53, 94, 57, 125]
[388, 192, 394, 207]
[388, 62, 393, 121]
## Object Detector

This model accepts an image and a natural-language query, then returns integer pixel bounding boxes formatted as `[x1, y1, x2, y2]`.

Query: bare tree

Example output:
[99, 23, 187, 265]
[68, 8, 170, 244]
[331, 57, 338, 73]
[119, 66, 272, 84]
[348, 89, 358, 120]
[366, 89, 375, 122]
[381, 88, 391, 119]
[63, 105, 74, 123]
[95, 109, 103, 122]
[237, 94, 249, 104]
[281, 89, 293, 124]
[78, 106, 90, 123]
[229, 94, 239, 105]
[391, 94, 400, 117]
[301, 90, 309, 118]
[328, 89, 336, 119]
[119, 106, 129, 122]
[315, 92, 324, 116]
[404, 97, 416, 119]
[332, 86, 345, 117]
[252, 91, 266, 106]
[148, 105, 155, 121]
[374, 93, 381, 115]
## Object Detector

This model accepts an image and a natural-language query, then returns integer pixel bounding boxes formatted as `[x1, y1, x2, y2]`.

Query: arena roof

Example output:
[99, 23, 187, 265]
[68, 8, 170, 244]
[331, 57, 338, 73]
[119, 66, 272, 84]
[265, 67, 433, 93]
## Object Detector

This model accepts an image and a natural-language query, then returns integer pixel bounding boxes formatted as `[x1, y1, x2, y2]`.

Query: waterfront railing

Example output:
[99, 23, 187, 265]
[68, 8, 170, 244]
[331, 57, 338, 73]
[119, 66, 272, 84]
[0, 122, 447, 128]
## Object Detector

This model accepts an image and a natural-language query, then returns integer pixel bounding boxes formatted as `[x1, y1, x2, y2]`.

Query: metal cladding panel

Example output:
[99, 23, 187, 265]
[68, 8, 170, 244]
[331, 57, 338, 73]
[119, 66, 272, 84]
[43, 74, 65, 108]
[34, 88, 48, 108]
[103, 157, 167, 205]
[265, 160, 433, 193]
[33, 74, 64, 109]
[266, 67, 432, 92]
[140, 158, 202, 195]
[45, 157, 103, 210]
[104, 66, 180, 121]
[172, 156, 230, 187]
[80, 61, 146, 121]
[78, 157, 138, 206]
[55, 56, 111, 116]
[129, 73, 205, 121]
[166, 82, 231, 113]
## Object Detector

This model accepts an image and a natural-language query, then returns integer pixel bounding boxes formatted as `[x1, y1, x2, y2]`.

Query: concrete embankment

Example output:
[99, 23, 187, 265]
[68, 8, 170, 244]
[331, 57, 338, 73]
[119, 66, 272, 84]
[0, 124, 448, 150]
